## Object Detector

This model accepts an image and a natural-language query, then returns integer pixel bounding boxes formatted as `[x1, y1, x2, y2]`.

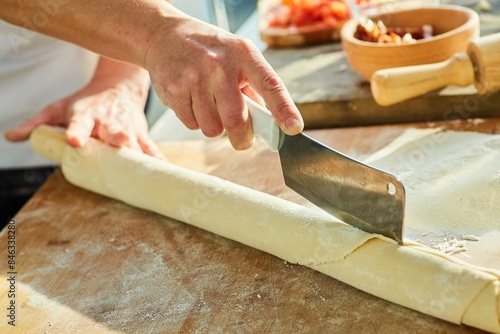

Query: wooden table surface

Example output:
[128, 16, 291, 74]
[1, 117, 499, 334]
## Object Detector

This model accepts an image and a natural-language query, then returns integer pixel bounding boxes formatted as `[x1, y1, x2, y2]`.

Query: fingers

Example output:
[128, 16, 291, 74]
[68, 111, 165, 160]
[215, 83, 254, 150]
[190, 87, 223, 138]
[192, 43, 303, 148]
[137, 135, 167, 161]
[95, 106, 144, 152]
[66, 112, 95, 148]
[146, 26, 302, 150]
[5, 119, 39, 143]
[152, 80, 200, 131]
[171, 97, 200, 131]
[243, 49, 304, 136]
[66, 100, 160, 161]
[4, 102, 65, 142]
[101, 129, 142, 152]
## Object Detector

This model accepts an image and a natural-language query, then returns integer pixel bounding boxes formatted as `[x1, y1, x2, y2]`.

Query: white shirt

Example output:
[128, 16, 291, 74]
[0, 20, 99, 169]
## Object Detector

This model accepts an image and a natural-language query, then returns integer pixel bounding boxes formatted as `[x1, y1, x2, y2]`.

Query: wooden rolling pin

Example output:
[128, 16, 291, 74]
[371, 32, 500, 106]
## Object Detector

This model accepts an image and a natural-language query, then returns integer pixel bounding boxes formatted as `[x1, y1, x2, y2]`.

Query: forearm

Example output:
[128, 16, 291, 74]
[0, 0, 180, 67]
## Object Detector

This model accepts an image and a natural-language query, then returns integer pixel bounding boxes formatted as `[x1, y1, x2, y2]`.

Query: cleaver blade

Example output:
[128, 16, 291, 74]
[245, 95, 405, 244]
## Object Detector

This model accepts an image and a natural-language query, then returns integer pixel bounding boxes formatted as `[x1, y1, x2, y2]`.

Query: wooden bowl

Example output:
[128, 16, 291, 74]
[340, 5, 479, 80]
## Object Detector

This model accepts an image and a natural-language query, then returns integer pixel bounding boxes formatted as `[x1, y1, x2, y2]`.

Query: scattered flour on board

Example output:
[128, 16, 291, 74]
[365, 129, 500, 268]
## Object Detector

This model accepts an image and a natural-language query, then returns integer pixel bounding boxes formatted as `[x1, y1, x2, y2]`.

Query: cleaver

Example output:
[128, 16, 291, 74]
[245, 95, 405, 244]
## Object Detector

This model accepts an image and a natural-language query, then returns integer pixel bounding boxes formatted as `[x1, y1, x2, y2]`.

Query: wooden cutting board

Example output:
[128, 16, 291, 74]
[1, 118, 498, 333]
[258, 0, 348, 47]
[263, 1, 500, 129]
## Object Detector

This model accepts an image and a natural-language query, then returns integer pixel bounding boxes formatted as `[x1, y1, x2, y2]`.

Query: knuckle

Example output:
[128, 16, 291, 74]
[274, 100, 295, 118]
[102, 121, 126, 137]
[113, 133, 132, 146]
[223, 113, 247, 134]
[185, 68, 201, 85]
[205, 51, 223, 69]
[235, 36, 255, 54]
[260, 72, 283, 93]
[73, 117, 94, 132]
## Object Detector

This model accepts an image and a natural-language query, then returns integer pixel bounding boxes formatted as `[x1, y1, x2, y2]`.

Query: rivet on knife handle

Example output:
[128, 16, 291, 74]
[244, 95, 282, 152]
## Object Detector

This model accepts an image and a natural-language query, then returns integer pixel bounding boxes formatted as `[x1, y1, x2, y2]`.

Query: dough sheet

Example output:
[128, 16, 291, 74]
[30, 126, 500, 333]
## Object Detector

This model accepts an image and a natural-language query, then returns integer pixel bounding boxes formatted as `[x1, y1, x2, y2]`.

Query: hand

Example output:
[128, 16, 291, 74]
[1, 1, 302, 152]
[5, 60, 165, 159]
[144, 15, 304, 150]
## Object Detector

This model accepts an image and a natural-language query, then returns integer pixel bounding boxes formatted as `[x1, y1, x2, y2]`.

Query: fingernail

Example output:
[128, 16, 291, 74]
[285, 118, 303, 134]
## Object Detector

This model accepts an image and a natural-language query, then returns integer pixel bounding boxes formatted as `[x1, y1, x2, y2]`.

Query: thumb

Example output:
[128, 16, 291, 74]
[4, 103, 65, 142]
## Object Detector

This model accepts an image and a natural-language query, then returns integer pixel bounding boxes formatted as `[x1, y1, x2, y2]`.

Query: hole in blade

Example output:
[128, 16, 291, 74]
[387, 182, 397, 195]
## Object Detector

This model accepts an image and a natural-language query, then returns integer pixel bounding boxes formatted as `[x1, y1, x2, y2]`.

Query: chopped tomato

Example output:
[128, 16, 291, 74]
[330, 1, 349, 19]
[268, 0, 353, 28]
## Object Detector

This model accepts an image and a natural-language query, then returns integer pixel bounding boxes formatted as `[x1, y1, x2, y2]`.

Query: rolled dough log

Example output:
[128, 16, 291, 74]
[30, 126, 500, 333]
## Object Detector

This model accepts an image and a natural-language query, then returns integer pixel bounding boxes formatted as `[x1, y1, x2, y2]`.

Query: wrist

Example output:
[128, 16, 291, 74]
[143, 7, 203, 71]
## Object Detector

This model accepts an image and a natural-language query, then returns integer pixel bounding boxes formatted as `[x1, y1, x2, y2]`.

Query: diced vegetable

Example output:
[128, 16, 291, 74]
[267, 0, 352, 28]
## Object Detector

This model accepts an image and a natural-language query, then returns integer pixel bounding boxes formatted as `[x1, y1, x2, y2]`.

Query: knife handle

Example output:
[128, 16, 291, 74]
[244, 95, 281, 152]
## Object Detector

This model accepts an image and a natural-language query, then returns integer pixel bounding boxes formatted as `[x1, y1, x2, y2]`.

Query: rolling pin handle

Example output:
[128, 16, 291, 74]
[244, 94, 281, 152]
[371, 53, 475, 106]
[467, 32, 500, 95]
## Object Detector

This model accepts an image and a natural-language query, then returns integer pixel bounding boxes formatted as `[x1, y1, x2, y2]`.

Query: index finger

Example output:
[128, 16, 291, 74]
[243, 51, 304, 135]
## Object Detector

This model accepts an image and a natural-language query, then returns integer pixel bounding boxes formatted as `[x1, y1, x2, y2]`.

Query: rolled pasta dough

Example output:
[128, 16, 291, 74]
[30, 126, 500, 333]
